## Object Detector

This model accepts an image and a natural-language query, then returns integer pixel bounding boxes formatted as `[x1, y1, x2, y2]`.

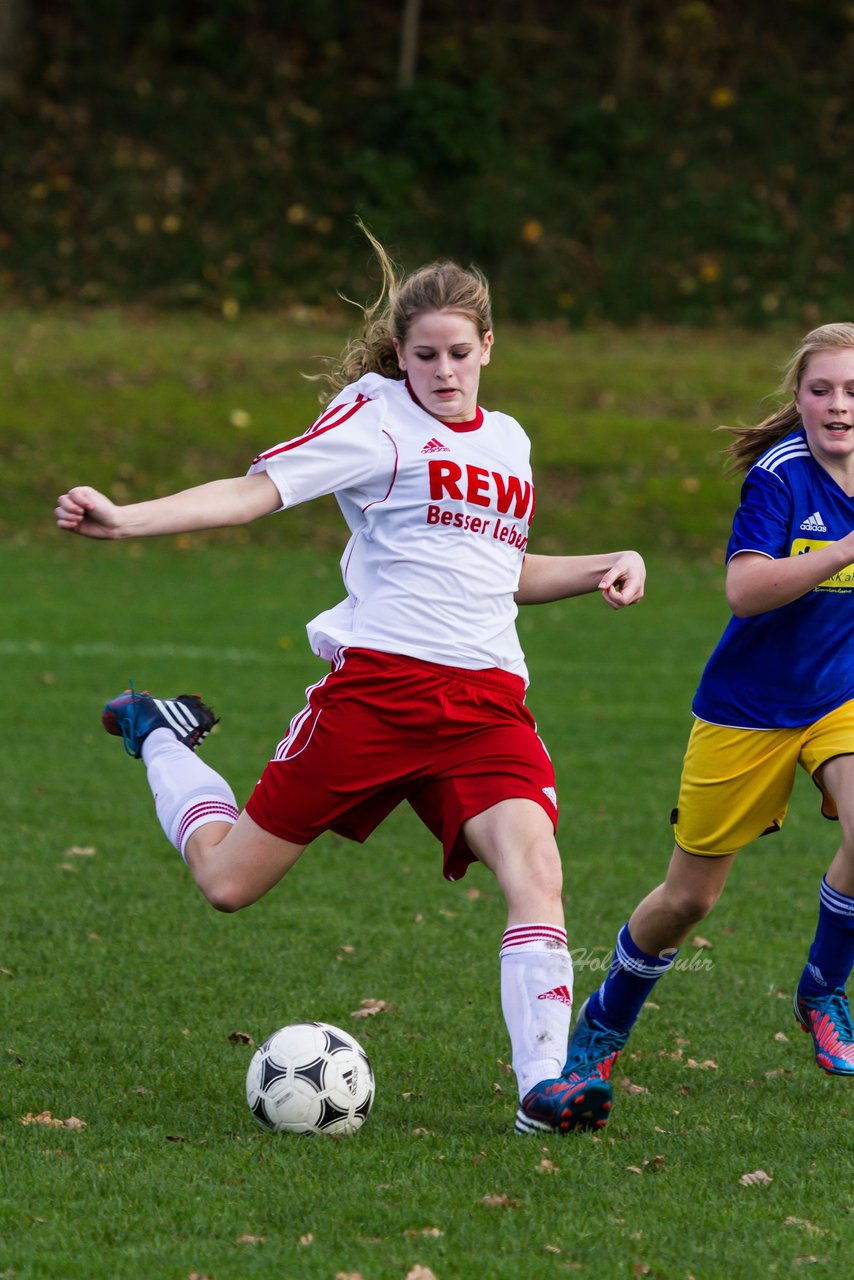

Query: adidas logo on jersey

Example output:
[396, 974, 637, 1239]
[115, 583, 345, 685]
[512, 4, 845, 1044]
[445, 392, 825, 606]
[800, 510, 828, 532]
[421, 437, 450, 454]
[541, 785, 557, 809]
[537, 984, 573, 1006]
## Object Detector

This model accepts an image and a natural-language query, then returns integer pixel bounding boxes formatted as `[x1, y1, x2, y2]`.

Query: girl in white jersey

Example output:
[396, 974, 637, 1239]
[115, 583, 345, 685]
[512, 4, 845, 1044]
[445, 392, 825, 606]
[560, 323, 854, 1126]
[55, 227, 646, 1135]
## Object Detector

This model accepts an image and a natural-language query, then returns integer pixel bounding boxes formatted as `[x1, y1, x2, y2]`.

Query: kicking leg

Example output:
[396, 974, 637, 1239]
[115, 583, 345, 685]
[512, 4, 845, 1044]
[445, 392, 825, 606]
[183, 809, 306, 913]
[104, 687, 306, 913]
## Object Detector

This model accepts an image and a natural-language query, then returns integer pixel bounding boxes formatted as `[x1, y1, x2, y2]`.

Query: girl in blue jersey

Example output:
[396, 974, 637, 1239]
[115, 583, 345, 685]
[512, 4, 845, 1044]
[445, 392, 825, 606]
[561, 323, 854, 1118]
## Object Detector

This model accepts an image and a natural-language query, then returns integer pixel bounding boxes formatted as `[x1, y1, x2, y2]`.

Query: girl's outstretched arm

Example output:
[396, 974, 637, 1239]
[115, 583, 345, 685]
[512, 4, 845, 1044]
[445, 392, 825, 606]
[55, 473, 282, 540]
[516, 550, 646, 609]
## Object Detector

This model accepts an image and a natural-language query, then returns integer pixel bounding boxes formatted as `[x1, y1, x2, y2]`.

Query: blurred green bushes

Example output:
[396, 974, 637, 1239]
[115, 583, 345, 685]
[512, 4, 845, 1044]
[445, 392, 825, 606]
[1, 1, 852, 325]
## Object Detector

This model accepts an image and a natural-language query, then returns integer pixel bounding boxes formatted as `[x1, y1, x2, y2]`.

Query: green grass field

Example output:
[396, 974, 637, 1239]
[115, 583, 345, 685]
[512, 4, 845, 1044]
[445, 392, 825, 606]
[3, 313, 852, 1279]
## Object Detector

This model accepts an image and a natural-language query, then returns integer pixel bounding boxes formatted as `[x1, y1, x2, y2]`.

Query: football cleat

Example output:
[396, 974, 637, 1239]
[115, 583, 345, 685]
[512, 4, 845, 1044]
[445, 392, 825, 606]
[793, 987, 854, 1076]
[102, 686, 218, 758]
[515, 1073, 613, 1135]
[560, 995, 629, 1117]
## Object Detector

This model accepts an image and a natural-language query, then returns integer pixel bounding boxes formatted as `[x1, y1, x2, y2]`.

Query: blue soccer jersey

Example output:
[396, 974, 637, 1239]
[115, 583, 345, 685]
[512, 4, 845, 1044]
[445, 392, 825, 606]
[693, 430, 854, 728]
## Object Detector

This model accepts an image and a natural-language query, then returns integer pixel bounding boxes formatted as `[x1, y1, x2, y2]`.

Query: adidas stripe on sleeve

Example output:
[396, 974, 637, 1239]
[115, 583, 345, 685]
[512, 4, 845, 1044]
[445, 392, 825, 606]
[248, 391, 389, 508]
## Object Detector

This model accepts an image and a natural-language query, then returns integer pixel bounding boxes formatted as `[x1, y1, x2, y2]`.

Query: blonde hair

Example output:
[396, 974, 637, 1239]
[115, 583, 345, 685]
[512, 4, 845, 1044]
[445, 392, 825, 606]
[722, 322, 854, 474]
[316, 223, 493, 404]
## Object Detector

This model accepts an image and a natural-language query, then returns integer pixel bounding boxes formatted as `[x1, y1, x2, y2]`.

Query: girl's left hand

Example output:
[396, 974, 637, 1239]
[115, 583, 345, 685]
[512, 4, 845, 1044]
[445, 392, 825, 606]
[598, 551, 646, 609]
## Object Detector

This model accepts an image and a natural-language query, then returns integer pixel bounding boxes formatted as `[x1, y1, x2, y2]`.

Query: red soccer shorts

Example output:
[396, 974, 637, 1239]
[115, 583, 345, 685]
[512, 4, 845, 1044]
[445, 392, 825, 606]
[245, 647, 558, 880]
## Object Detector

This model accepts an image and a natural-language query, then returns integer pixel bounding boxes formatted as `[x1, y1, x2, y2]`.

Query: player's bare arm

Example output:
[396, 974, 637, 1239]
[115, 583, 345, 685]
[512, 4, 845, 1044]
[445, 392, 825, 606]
[516, 550, 645, 609]
[726, 535, 854, 617]
[55, 473, 282, 540]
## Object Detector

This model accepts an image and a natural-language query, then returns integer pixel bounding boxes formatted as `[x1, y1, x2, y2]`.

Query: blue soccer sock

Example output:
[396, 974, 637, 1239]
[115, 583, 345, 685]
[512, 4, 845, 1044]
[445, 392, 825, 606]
[587, 922, 678, 1033]
[798, 876, 854, 1000]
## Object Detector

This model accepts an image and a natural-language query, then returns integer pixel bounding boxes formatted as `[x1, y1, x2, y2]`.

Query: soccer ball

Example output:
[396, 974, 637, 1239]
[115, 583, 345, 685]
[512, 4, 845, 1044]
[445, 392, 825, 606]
[246, 1021, 375, 1136]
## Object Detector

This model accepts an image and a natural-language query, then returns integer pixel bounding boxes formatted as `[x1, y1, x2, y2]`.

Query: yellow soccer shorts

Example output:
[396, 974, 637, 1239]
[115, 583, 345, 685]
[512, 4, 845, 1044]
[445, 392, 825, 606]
[673, 700, 854, 857]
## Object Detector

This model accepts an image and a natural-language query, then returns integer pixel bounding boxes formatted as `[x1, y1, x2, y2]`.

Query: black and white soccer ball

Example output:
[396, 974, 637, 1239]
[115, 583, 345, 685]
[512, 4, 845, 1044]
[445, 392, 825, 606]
[246, 1021, 375, 1136]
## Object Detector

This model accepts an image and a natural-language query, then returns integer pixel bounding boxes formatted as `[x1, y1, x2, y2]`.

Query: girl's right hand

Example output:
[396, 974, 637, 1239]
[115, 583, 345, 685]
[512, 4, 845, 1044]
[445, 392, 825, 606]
[55, 486, 123, 539]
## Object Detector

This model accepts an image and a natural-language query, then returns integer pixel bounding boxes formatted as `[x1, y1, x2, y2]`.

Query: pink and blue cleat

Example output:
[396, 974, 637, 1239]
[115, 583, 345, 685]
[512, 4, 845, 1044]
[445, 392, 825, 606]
[102, 686, 218, 758]
[515, 997, 627, 1134]
[793, 987, 854, 1076]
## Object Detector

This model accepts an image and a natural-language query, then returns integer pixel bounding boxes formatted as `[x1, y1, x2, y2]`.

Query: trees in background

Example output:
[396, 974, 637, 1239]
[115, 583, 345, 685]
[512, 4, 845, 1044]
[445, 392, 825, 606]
[1, 1, 852, 325]
[0, 0, 32, 100]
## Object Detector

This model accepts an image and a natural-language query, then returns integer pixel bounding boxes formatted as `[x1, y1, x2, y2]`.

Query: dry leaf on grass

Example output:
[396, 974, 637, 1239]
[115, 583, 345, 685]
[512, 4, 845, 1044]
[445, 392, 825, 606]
[65, 845, 96, 857]
[351, 998, 392, 1018]
[784, 1217, 826, 1235]
[405, 1267, 439, 1280]
[228, 1031, 254, 1044]
[236, 1234, 266, 1245]
[691, 935, 712, 948]
[620, 1077, 649, 1095]
[625, 1155, 665, 1174]
[739, 1169, 773, 1186]
[482, 1193, 519, 1208]
[538, 1158, 559, 1173]
[299, 1233, 314, 1246]
[685, 1058, 718, 1070]
[20, 1111, 86, 1130]
[404, 1226, 443, 1238]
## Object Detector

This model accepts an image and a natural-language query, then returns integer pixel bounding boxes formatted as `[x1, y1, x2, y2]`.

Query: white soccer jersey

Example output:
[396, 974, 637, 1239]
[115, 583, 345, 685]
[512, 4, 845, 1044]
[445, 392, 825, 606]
[249, 373, 536, 680]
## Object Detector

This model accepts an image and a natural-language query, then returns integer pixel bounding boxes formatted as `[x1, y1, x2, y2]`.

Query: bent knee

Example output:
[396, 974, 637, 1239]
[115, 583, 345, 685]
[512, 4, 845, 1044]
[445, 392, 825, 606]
[664, 884, 721, 925]
[199, 879, 253, 914]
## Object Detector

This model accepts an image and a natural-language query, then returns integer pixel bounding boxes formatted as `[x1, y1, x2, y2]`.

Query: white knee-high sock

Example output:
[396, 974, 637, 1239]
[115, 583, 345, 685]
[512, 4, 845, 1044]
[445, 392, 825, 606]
[500, 923, 574, 1099]
[141, 728, 238, 862]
